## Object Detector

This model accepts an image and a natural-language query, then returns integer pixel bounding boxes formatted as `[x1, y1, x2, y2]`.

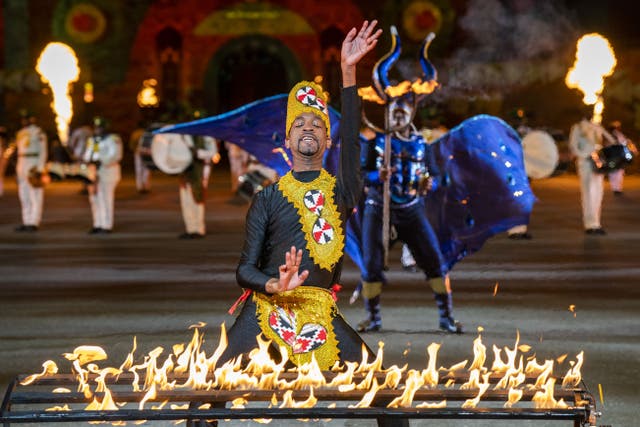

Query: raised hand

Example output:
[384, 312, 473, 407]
[266, 246, 309, 293]
[341, 20, 382, 67]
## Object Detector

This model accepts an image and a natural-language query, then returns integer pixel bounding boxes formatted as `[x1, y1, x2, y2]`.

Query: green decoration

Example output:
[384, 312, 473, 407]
[52, 0, 153, 86]
[3, 0, 30, 70]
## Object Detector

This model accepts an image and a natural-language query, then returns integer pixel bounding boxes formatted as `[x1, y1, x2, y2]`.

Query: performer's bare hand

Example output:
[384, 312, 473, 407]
[267, 246, 309, 293]
[379, 165, 394, 182]
[341, 20, 382, 67]
[418, 175, 433, 195]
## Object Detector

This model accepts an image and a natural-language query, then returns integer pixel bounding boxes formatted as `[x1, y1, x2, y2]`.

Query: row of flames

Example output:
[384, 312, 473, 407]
[22, 324, 584, 421]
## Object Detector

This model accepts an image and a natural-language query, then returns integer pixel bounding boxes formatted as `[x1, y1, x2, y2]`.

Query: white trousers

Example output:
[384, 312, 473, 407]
[17, 176, 44, 226]
[89, 179, 118, 229]
[577, 159, 604, 229]
[180, 184, 205, 235]
[134, 152, 151, 191]
[608, 169, 624, 192]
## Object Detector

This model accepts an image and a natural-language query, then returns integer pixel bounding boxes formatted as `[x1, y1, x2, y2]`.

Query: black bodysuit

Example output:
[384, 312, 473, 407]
[222, 86, 372, 363]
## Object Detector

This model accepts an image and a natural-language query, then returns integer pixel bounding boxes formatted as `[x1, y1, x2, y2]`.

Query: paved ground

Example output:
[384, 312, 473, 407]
[1, 167, 638, 427]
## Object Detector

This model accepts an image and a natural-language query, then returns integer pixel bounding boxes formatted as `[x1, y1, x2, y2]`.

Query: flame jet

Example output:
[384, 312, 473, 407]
[36, 42, 80, 144]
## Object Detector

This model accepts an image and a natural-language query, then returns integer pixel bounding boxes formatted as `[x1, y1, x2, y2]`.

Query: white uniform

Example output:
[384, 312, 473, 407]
[83, 133, 123, 231]
[16, 124, 47, 227]
[180, 136, 218, 236]
[68, 126, 92, 161]
[569, 119, 605, 230]
[0, 140, 6, 196]
[131, 128, 151, 193]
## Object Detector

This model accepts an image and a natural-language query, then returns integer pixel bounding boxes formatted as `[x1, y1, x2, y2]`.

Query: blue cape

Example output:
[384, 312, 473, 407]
[157, 94, 341, 176]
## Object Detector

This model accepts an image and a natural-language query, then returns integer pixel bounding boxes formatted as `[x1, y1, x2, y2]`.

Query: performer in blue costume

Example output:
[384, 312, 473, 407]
[356, 97, 459, 333]
[349, 26, 535, 334]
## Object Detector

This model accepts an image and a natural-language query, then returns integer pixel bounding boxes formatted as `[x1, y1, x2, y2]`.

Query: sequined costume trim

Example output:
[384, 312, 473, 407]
[278, 170, 344, 271]
[253, 286, 339, 369]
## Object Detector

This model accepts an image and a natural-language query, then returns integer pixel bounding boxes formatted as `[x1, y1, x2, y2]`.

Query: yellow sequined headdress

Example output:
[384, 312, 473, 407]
[285, 81, 331, 137]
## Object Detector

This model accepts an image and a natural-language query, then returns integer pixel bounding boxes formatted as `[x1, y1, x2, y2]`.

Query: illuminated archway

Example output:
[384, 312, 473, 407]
[203, 35, 302, 114]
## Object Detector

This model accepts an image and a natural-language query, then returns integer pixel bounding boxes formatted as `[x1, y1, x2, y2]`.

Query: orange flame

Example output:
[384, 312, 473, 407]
[469, 333, 487, 372]
[26, 326, 588, 415]
[63, 345, 107, 366]
[565, 33, 616, 123]
[137, 79, 159, 108]
[36, 43, 80, 144]
[504, 387, 523, 408]
[421, 342, 440, 387]
[562, 351, 584, 388]
[532, 378, 568, 409]
[357, 86, 386, 104]
[20, 360, 58, 385]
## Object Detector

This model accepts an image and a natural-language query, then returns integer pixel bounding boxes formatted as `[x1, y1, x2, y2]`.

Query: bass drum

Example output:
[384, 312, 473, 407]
[237, 170, 272, 201]
[140, 131, 193, 175]
[521, 130, 559, 179]
[591, 144, 634, 173]
[138, 129, 159, 171]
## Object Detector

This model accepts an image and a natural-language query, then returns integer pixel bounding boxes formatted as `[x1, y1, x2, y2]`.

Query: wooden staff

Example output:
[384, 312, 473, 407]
[382, 106, 391, 268]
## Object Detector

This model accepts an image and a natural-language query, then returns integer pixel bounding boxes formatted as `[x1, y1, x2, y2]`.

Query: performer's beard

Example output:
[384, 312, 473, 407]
[296, 134, 320, 156]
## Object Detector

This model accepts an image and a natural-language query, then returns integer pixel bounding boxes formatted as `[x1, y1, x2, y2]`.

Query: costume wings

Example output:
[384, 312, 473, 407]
[157, 94, 342, 176]
[158, 99, 535, 274]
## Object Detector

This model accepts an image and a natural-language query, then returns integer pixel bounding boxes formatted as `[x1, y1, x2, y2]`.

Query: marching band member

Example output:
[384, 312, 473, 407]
[130, 123, 152, 194]
[357, 100, 461, 334]
[15, 111, 47, 232]
[178, 134, 219, 239]
[569, 114, 613, 235]
[83, 117, 122, 234]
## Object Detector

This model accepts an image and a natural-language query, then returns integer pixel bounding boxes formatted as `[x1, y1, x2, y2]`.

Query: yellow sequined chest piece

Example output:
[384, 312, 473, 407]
[278, 170, 344, 271]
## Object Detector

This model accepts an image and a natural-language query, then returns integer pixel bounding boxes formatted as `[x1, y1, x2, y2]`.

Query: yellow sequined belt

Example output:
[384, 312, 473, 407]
[253, 286, 339, 370]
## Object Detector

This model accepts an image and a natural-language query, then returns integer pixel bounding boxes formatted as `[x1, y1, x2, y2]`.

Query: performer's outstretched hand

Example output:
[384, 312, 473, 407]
[267, 246, 309, 293]
[341, 20, 382, 87]
[341, 20, 382, 67]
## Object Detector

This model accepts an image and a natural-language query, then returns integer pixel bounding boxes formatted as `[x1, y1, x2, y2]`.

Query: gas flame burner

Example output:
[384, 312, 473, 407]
[1, 371, 599, 426]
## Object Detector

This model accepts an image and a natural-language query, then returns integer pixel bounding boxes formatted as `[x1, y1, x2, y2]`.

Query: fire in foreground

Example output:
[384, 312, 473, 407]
[9, 325, 593, 424]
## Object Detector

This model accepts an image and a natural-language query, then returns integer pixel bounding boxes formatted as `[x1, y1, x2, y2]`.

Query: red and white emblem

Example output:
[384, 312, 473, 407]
[295, 86, 328, 115]
[268, 306, 327, 354]
[312, 217, 334, 244]
[303, 189, 325, 215]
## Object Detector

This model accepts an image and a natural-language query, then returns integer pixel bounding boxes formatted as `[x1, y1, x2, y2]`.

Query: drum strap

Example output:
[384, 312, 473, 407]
[182, 161, 205, 202]
[182, 136, 207, 202]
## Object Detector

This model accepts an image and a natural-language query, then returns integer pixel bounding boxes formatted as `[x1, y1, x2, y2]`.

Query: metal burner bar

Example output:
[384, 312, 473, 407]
[8, 387, 585, 404]
[2, 376, 598, 426]
[2, 407, 589, 424]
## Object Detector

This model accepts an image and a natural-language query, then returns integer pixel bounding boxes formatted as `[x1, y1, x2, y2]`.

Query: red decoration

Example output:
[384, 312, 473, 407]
[65, 3, 106, 44]
[72, 13, 98, 33]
